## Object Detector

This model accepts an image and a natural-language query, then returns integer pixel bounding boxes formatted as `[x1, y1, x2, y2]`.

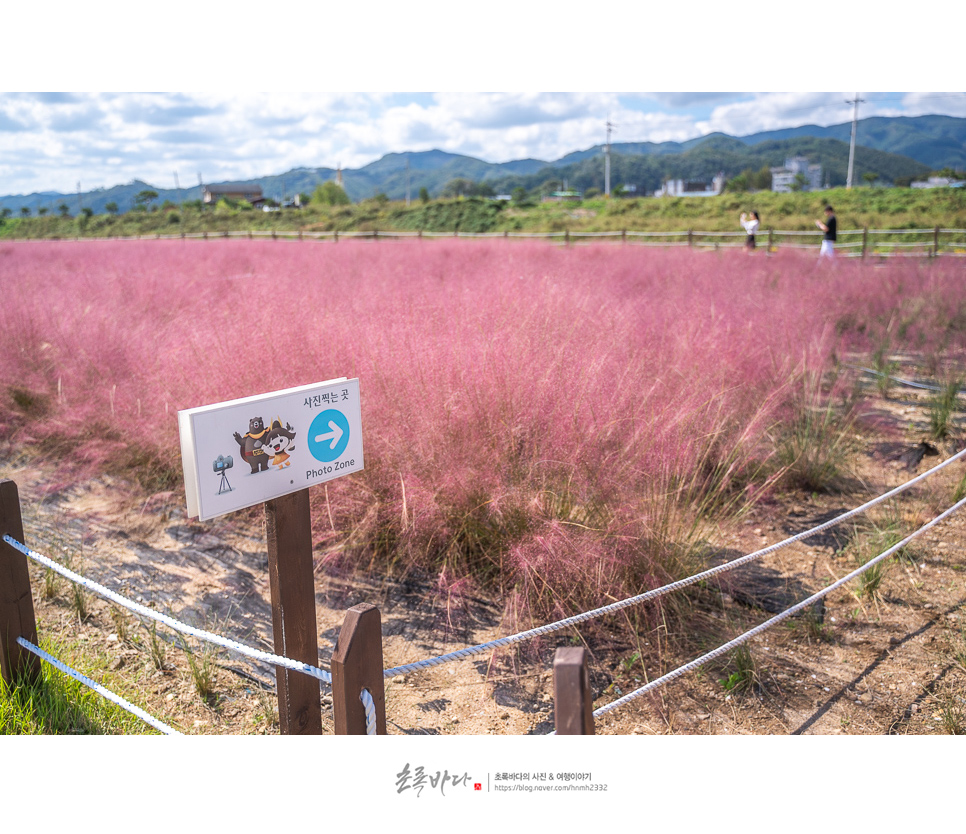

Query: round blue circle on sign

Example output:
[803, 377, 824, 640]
[308, 409, 350, 462]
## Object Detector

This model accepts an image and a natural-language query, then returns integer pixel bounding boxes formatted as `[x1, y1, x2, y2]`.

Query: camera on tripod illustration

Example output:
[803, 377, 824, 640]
[212, 454, 234, 494]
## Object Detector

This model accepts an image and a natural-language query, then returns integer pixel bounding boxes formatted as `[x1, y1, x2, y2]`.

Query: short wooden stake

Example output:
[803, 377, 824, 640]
[265, 488, 323, 735]
[0, 480, 40, 686]
[331, 603, 386, 734]
[553, 647, 594, 735]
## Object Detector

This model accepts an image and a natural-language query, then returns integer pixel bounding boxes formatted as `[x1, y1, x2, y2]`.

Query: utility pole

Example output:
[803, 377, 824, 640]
[846, 94, 864, 190]
[604, 120, 615, 197]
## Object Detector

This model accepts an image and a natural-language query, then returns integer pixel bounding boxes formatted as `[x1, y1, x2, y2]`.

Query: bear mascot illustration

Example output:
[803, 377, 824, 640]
[233, 416, 271, 474]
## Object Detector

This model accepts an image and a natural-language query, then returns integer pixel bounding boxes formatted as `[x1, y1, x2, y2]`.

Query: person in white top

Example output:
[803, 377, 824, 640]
[740, 211, 760, 251]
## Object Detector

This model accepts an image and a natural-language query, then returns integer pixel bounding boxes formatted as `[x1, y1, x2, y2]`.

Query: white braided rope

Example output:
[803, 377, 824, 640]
[360, 688, 378, 735]
[591, 492, 966, 721]
[16, 637, 181, 735]
[3, 535, 332, 685]
[383, 448, 966, 679]
[849, 364, 948, 392]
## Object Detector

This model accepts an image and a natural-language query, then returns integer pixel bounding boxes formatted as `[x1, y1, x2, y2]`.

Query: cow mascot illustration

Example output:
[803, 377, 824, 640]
[233, 416, 271, 474]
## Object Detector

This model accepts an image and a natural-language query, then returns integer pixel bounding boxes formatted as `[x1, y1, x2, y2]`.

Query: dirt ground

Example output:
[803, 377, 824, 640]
[4, 370, 966, 736]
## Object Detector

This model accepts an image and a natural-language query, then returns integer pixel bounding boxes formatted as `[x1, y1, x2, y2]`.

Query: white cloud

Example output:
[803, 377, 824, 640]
[1, 90, 965, 196]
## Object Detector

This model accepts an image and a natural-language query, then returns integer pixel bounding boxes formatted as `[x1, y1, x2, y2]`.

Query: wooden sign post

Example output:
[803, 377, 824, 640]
[0, 479, 40, 687]
[179, 378, 366, 735]
[266, 488, 322, 734]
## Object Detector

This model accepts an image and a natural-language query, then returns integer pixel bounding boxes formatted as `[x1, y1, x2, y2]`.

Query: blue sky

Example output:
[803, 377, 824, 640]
[2, 5, 960, 197]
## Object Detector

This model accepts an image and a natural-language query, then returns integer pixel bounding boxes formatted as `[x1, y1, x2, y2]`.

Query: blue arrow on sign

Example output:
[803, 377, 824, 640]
[308, 409, 350, 462]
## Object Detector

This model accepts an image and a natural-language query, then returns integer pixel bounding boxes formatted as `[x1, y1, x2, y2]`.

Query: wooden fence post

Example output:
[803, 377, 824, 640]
[553, 647, 594, 735]
[265, 488, 323, 734]
[862, 227, 868, 258]
[565, 229, 570, 246]
[768, 228, 774, 251]
[935, 226, 941, 257]
[687, 229, 693, 247]
[0, 480, 40, 687]
[331, 603, 386, 734]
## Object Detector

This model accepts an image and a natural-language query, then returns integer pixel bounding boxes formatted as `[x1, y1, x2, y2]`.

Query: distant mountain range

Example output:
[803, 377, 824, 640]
[2, 115, 962, 215]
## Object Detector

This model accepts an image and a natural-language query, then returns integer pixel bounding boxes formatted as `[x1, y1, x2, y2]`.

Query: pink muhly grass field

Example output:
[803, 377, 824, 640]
[2, 239, 965, 620]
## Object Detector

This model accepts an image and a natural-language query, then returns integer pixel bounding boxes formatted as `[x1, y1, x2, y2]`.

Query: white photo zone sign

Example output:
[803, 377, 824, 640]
[179, 378, 364, 521]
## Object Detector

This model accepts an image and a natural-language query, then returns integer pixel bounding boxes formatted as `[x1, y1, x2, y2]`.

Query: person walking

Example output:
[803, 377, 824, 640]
[740, 210, 760, 251]
[816, 205, 837, 258]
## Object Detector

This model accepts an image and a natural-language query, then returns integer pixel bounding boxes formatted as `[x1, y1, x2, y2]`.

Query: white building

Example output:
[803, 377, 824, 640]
[911, 176, 966, 189]
[654, 173, 726, 197]
[202, 183, 264, 205]
[770, 156, 823, 192]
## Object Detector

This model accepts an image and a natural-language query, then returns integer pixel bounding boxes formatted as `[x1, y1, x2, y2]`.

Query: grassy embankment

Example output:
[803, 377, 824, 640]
[2, 187, 966, 241]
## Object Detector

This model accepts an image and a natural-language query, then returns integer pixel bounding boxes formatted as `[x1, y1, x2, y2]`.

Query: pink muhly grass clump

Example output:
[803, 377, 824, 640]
[2, 240, 965, 619]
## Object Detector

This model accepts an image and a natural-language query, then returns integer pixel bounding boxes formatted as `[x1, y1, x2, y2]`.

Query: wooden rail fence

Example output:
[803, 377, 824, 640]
[7, 227, 966, 257]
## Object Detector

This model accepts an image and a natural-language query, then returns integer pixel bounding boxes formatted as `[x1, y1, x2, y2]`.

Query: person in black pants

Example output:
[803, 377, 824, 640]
[816, 205, 837, 258]
[740, 210, 760, 251]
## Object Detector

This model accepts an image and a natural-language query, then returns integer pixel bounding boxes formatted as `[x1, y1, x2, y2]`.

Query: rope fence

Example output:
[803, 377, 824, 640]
[589, 493, 966, 723]
[848, 364, 965, 394]
[2, 441, 965, 735]
[382, 446, 966, 678]
[2, 534, 333, 686]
